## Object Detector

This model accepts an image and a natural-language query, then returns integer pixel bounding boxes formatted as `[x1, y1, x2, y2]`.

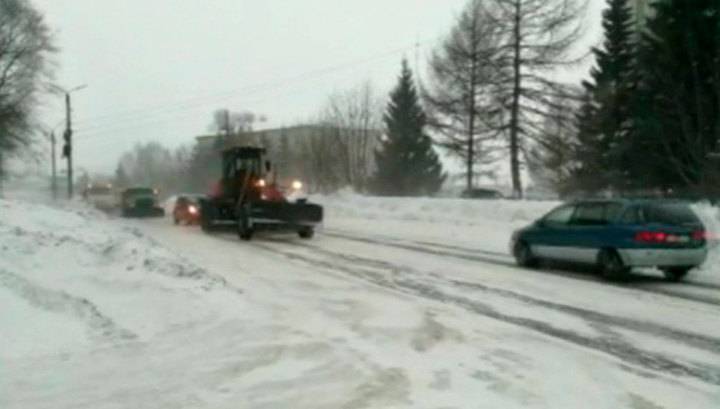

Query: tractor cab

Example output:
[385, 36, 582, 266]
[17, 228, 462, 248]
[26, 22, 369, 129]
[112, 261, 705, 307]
[219, 147, 269, 201]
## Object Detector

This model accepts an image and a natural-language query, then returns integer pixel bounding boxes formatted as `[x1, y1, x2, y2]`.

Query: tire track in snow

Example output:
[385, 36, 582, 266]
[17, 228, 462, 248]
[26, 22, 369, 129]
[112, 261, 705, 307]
[287, 240, 720, 355]
[324, 230, 720, 307]
[0, 269, 136, 341]
[247, 240, 720, 387]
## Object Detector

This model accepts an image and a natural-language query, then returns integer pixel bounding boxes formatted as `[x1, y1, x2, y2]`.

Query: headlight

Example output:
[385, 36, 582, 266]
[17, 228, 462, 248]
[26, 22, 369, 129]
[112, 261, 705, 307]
[188, 205, 198, 215]
[292, 180, 303, 190]
[256, 179, 266, 187]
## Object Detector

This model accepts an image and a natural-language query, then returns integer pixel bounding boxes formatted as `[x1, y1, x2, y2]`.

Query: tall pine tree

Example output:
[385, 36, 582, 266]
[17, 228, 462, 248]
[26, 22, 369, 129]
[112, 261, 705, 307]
[635, 0, 720, 194]
[372, 60, 446, 196]
[571, 0, 635, 194]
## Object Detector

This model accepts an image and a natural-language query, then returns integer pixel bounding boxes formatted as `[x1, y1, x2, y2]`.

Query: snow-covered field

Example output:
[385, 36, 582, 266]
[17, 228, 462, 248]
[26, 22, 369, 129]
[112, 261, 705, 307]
[2, 189, 720, 408]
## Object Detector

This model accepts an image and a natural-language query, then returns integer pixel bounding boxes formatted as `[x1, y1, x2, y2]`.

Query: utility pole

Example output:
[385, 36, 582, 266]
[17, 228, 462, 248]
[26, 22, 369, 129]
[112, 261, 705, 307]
[0, 149, 4, 198]
[51, 83, 87, 200]
[50, 131, 57, 200]
[63, 92, 73, 199]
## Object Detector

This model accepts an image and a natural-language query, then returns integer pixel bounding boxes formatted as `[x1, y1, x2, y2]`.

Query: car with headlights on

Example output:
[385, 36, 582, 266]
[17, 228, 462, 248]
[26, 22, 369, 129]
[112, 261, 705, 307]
[172, 194, 204, 225]
[510, 199, 708, 281]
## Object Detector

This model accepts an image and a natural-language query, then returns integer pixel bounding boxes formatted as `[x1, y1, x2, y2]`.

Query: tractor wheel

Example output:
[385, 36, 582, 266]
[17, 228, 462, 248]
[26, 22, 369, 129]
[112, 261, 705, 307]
[237, 207, 253, 241]
[298, 228, 315, 239]
[200, 210, 214, 233]
[200, 201, 218, 233]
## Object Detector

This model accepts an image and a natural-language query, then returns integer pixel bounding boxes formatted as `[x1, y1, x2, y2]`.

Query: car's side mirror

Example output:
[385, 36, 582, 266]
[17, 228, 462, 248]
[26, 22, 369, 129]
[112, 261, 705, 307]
[265, 161, 271, 172]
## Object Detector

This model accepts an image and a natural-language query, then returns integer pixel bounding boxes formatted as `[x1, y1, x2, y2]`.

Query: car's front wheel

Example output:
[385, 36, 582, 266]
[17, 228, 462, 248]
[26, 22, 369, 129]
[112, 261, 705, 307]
[514, 241, 539, 268]
[598, 249, 630, 281]
[661, 266, 692, 282]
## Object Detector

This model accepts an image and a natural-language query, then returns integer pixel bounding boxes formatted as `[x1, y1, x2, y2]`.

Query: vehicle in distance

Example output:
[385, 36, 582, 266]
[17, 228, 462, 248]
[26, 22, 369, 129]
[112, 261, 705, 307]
[120, 187, 165, 218]
[83, 183, 115, 211]
[172, 194, 204, 225]
[510, 199, 708, 281]
[461, 188, 504, 199]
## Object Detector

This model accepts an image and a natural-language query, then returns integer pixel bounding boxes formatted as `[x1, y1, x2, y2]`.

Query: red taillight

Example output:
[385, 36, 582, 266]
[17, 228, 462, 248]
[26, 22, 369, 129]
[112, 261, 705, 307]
[635, 231, 668, 243]
[692, 230, 708, 241]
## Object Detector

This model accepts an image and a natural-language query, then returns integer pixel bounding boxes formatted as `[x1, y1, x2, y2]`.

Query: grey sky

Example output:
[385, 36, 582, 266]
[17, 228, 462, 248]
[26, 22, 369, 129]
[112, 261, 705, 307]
[34, 0, 605, 175]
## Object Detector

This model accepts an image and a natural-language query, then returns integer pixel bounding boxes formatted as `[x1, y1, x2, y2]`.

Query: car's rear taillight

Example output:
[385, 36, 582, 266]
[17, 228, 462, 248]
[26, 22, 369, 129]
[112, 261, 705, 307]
[635, 231, 668, 243]
[692, 230, 708, 241]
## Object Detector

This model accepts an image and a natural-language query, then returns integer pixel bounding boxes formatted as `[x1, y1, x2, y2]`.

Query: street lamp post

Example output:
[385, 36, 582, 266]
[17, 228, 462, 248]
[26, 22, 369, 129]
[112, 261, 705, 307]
[50, 84, 87, 199]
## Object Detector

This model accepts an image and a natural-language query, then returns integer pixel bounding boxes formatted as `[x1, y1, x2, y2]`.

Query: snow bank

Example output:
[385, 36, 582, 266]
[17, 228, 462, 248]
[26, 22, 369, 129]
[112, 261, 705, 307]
[0, 197, 239, 362]
[315, 191, 558, 226]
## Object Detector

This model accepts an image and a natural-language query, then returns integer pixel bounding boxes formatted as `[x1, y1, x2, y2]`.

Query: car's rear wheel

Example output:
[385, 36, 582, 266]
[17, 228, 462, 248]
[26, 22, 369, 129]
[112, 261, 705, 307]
[514, 241, 539, 268]
[661, 266, 692, 282]
[598, 249, 629, 281]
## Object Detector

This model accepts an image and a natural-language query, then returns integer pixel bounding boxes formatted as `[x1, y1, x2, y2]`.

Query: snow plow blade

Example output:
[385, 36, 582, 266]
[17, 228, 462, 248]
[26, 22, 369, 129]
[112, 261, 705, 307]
[249, 201, 323, 227]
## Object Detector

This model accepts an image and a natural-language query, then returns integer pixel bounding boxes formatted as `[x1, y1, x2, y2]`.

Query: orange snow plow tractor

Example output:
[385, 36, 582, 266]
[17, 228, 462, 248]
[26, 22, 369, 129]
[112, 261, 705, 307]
[199, 147, 322, 240]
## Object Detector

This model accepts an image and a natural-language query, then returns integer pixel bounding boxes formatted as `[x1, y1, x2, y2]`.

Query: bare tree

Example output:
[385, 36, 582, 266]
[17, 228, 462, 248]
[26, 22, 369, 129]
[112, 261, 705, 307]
[208, 109, 267, 149]
[296, 127, 345, 193]
[0, 0, 55, 186]
[483, 0, 589, 198]
[424, 0, 507, 191]
[319, 82, 382, 191]
[526, 88, 581, 194]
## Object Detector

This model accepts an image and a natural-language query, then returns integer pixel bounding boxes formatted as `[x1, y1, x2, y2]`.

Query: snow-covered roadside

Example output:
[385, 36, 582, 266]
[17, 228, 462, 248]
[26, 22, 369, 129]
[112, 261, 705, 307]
[0, 198, 259, 407]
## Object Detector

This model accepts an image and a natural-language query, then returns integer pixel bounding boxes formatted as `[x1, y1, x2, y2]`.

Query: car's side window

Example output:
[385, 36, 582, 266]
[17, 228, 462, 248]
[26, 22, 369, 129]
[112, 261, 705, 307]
[620, 206, 643, 224]
[572, 203, 607, 226]
[543, 205, 575, 226]
[605, 203, 624, 224]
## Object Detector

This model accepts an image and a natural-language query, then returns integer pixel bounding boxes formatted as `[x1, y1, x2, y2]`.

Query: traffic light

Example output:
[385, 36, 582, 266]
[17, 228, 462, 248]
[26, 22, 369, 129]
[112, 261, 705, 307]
[62, 129, 72, 158]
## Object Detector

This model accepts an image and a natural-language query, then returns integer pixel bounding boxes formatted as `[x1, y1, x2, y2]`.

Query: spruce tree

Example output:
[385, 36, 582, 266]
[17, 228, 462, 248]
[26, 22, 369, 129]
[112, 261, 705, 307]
[635, 0, 720, 193]
[571, 0, 635, 194]
[372, 60, 446, 196]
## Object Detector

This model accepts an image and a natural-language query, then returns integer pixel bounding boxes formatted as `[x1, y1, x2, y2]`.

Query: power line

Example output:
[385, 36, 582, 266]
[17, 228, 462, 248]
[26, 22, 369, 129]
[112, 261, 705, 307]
[75, 64, 362, 142]
[73, 38, 438, 135]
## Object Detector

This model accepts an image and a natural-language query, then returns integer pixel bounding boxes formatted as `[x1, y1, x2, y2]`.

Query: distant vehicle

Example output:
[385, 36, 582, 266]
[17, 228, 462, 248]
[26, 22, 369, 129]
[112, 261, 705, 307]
[461, 188, 504, 199]
[172, 194, 205, 225]
[120, 187, 165, 218]
[83, 183, 115, 210]
[510, 199, 708, 281]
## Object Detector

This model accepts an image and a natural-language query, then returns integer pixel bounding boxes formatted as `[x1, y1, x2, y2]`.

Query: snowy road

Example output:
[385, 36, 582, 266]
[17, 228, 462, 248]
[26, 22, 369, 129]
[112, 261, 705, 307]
[3, 197, 720, 408]
[133, 216, 720, 408]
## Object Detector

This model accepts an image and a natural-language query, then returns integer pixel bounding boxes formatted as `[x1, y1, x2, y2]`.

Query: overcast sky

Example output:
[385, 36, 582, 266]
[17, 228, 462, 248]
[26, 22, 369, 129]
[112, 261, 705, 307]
[34, 0, 605, 176]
